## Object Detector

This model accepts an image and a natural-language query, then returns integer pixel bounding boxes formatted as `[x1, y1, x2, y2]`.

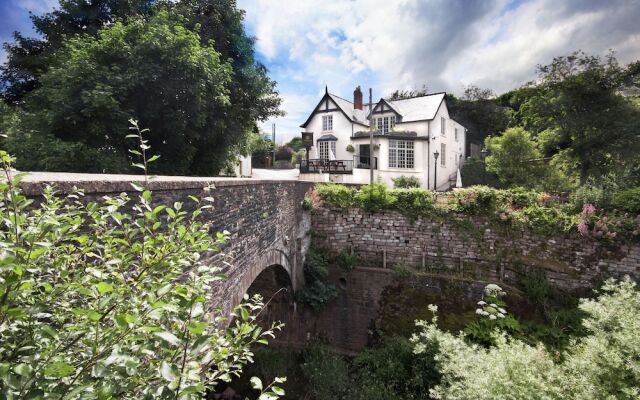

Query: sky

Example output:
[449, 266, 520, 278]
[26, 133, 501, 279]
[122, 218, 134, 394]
[2, 0, 640, 143]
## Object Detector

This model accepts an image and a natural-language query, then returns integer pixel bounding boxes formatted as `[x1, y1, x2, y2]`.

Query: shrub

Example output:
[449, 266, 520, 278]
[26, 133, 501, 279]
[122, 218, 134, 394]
[346, 144, 355, 153]
[296, 248, 337, 311]
[505, 187, 540, 208]
[315, 183, 356, 208]
[392, 188, 436, 219]
[392, 175, 421, 188]
[335, 249, 359, 271]
[612, 187, 640, 214]
[301, 344, 349, 400]
[393, 264, 418, 278]
[0, 126, 282, 398]
[451, 186, 500, 214]
[413, 278, 640, 399]
[356, 183, 395, 213]
[291, 149, 306, 166]
[522, 204, 576, 235]
[275, 145, 294, 161]
[349, 336, 440, 400]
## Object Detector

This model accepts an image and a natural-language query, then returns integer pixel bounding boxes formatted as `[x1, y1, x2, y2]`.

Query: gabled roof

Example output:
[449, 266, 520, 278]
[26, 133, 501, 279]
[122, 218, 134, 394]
[300, 89, 449, 128]
[300, 90, 370, 128]
[387, 92, 446, 122]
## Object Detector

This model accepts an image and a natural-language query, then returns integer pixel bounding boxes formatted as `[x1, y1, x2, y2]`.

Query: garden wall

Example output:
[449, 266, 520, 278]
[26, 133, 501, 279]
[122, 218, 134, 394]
[311, 207, 640, 291]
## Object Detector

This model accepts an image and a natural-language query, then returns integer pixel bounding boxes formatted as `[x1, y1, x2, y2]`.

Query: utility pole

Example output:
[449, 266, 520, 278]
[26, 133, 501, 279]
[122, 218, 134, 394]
[369, 88, 374, 185]
[272, 123, 276, 162]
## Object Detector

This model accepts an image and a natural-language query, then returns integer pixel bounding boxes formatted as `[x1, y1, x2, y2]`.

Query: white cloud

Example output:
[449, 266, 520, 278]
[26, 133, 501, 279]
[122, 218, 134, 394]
[241, 0, 640, 140]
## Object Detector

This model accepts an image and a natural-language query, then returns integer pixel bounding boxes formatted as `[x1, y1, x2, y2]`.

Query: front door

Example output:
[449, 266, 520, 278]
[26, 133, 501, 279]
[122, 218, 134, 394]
[359, 144, 370, 168]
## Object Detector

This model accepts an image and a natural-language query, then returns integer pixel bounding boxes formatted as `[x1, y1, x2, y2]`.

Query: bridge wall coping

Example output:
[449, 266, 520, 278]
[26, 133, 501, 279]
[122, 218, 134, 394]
[18, 171, 290, 195]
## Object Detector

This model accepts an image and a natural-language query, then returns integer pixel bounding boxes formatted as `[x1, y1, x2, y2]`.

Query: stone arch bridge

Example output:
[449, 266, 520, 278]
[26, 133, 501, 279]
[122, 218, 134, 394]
[21, 173, 313, 318]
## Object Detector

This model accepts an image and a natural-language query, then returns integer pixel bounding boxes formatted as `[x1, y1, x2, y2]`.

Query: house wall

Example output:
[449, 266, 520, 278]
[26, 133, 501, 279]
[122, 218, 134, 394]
[304, 97, 357, 161]
[427, 101, 465, 190]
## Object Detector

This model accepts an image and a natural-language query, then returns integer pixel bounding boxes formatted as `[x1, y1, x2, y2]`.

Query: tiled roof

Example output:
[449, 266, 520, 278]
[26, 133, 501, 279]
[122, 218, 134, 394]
[387, 93, 445, 122]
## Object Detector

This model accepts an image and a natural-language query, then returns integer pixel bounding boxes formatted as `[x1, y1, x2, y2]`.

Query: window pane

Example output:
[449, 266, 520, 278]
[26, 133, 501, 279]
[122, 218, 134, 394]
[441, 143, 446, 166]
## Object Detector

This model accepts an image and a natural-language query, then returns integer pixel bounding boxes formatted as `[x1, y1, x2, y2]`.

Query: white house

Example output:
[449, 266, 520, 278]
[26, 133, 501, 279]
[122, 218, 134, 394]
[299, 86, 466, 190]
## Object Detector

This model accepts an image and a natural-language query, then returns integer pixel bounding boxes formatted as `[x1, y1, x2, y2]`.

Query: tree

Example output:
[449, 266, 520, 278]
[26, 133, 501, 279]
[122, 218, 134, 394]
[512, 51, 640, 183]
[2, 0, 283, 175]
[7, 11, 234, 175]
[412, 278, 640, 399]
[447, 86, 510, 153]
[387, 84, 429, 100]
[1, 0, 154, 103]
[484, 127, 545, 188]
[171, 0, 283, 174]
[0, 131, 285, 398]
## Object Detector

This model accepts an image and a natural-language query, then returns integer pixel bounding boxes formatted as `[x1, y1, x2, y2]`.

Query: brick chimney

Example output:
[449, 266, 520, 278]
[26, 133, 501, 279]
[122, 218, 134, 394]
[353, 86, 363, 110]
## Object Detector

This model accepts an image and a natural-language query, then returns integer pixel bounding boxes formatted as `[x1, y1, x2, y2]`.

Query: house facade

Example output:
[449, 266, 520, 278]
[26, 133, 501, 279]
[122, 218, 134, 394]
[299, 86, 466, 190]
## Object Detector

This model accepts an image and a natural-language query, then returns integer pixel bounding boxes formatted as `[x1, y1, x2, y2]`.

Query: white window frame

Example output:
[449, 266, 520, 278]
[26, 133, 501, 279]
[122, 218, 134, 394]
[322, 115, 333, 132]
[377, 115, 397, 134]
[389, 139, 414, 169]
[318, 140, 336, 161]
[441, 117, 446, 136]
[376, 117, 383, 131]
[441, 143, 446, 166]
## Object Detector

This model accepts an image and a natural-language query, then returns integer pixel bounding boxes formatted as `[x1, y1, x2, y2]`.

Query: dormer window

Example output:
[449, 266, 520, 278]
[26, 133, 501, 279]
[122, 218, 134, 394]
[322, 115, 333, 131]
[375, 116, 396, 134]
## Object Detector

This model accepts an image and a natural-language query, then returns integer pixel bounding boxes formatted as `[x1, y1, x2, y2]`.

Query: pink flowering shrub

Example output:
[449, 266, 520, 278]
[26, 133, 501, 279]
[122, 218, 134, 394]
[577, 203, 617, 241]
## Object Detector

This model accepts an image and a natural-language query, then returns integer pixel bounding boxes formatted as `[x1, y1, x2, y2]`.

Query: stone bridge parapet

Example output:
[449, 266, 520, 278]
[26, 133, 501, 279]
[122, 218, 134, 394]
[20, 172, 313, 316]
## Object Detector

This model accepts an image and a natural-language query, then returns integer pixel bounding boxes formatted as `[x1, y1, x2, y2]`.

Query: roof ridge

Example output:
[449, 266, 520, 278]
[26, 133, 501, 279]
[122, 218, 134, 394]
[328, 92, 354, 104]
[388, 91, 447, 102]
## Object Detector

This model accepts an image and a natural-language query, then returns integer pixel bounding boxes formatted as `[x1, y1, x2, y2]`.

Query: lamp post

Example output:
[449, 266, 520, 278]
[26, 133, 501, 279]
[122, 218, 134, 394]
[433, 150, 440, 191]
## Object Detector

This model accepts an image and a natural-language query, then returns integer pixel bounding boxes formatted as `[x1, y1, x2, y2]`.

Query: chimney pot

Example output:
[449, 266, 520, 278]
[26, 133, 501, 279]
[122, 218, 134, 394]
[353, 86, 363, 110]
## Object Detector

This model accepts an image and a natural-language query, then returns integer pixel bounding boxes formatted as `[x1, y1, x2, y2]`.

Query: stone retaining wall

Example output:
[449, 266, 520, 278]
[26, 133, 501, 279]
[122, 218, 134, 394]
[311, 207, 640, 291]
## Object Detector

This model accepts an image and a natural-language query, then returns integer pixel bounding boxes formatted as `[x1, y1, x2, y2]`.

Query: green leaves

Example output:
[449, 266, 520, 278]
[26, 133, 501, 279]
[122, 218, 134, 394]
[0, 148, 284, 399]
[44, 362, 75, 378]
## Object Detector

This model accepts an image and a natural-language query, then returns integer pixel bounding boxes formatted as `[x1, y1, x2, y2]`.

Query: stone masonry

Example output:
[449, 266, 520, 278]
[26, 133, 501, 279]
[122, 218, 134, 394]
[20, 173, 313, 317]
[311, 207, 640, 291]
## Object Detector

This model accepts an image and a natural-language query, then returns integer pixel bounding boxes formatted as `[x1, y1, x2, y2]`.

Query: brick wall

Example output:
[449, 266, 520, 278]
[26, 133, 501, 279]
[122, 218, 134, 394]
[311, 207, 640, 291]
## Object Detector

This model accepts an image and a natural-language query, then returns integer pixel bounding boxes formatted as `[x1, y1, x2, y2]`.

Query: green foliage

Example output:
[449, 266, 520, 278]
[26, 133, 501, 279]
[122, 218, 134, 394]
[451, 185, 501, 214]
[349, 336, 440, 400]
[612, 187, 640, 214]
[335, 250, 359, 271]
[485, 127, 545, 188]
[302, 197, 314, 211]
[463, 284, 521, 346]
[296, 249, 337, 311]
[569, 173, 621, 211]
[301, 344, 349, 400]
[3, 1, 282, 175]
[346, 144, 355, 153]
[393, 264, 418, 278]
[460, 157, 502, 188]
[521, 203, 575, 235]
[0, 134, 282, 398]
[391, 188, 436, 219]
[356, 183, 395, 213]
[1, 0, 154, 103]
[391, 175, 420, 188]
[315, 183, 356, 208]
[413, 278, 640, 399]
[514, 51, 640, 184]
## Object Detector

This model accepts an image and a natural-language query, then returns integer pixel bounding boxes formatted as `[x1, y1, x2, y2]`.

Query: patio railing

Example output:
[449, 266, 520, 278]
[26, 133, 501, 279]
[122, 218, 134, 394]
[300, 156, 378, 174]
[300, 159, 354, 174]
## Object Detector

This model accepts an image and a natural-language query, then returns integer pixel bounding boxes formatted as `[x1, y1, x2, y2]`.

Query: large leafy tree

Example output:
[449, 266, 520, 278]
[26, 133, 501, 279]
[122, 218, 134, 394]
[507, 52, 640, 183]
[2, 0, 282, 175]
[170, 0, 283, 174]
[484, 127, 545, 188]
[7, 11, 233, 174]
[1, 0, 154, 103]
